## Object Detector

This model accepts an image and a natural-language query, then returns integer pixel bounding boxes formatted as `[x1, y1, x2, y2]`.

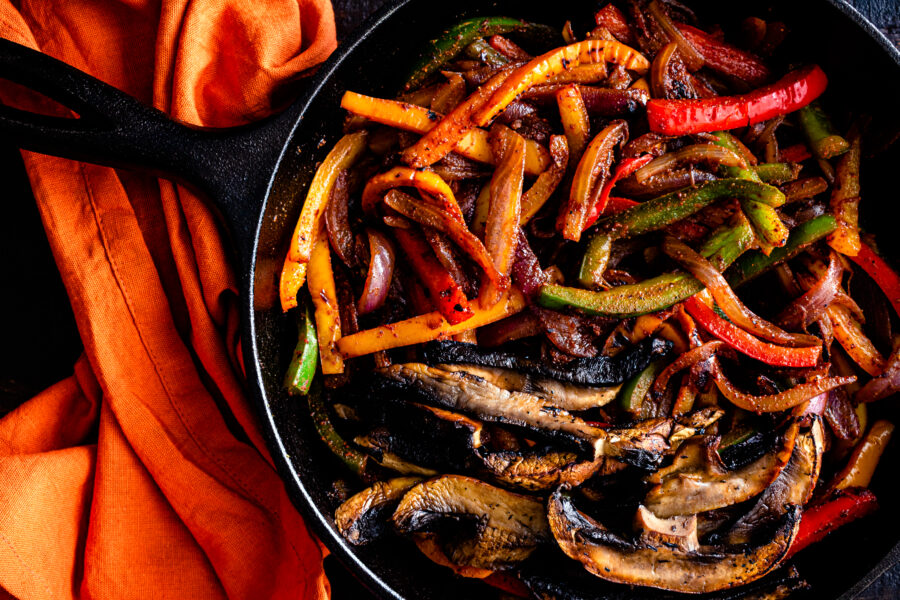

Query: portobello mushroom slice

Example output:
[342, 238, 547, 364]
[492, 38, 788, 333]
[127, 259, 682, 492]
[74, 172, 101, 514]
[479, 449, 605, 491]
[393, 475, 552, 570]
[644, 422, 799, 518]
[376, 363, 610, 457]
[437, 364, 621, 411]
[421, 337, 672, 386]
[548, 488, 801, 593]
[335, 477, 423, 545]
[725, 419, 825, 545]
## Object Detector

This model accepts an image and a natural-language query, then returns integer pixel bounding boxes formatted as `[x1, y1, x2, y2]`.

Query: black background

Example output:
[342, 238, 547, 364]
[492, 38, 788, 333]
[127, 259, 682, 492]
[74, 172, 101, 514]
[0, 1, 898, 598]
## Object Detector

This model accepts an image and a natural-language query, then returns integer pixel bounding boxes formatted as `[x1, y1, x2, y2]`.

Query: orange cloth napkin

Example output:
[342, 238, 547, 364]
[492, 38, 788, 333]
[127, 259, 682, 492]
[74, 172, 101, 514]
[0, 1, 337, 598]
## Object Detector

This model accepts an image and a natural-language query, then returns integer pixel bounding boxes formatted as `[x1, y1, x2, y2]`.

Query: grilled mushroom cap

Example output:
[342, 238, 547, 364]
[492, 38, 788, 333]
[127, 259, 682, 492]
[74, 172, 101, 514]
[335, 477, 424, 545]
[479, 450, 604, 491]
[644, 422, 799, 518]
[393, 475, 551, 570]
[726, 419, 825, 545]
[548, 488, 801, 593]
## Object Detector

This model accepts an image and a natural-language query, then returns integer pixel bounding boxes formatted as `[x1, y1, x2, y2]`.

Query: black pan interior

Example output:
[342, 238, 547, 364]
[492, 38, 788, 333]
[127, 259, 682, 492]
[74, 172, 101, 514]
[247, 1, 900, 598]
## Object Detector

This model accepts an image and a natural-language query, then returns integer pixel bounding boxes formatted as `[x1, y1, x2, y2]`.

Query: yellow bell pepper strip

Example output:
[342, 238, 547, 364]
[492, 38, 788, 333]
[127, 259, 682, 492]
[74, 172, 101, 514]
[629, 77, 649, 92]
[361, 166, 462, 221]
[786, 488, 879, 560]
[646, 65, 828, 135]
[797, 100, 849, 160]
[827, 303, 886, 377]
[283, 303, 319, 396]
[403, 67, 513, 168]
[847, 242, 900, 319]
[555, 84, 590, 166]
[827, 130, 862, 256]
[336, 288, 526, 358]
[430, 72, 467, 114]
[473, 39, 650, 127]
[485, 127, 526, 278]
[519, 135, 568, 224]
[403, 17, 557, 91]
[686, 296, 822, 368]
[547, 63, 609, 85]
[562, 120, 629, 241]
[393, 228, 473, 325]
[307, 227, 344, 375]
[307, 381, 369, 477]
[726, 215, 837, 287]
[832, 420, 894, 490]
[340, 91, 549, 176]
[280, 131, 368, 311]
[597, 178, 785, 240]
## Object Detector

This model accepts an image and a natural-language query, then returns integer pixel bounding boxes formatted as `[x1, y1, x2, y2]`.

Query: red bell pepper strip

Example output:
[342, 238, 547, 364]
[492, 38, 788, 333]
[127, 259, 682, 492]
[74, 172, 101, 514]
[583, 155, 654, 230]
[605, 196, 639, 214]
[393, 228, 474, 325]
[647, 65, 828, 136]
[483, 573, 531, 598]
[684, 296, 821, 367]
[786, 488, 878, 559]
[848, 242, 900, 319]
[780, 143, 813, 163]
[675, 23, 771, 87]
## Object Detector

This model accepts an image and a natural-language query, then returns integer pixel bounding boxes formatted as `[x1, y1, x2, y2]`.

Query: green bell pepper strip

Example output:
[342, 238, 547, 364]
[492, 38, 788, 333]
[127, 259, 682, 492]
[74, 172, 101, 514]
[308, 381, 369, 477]
[463, 38, 509, 68]
[727, 214, 837, 287]
[753, 162, 801, 185]
[404, 17, 557, 90]
[283, 304, 319, 396]
[710, 131, 756, 165]
[596, 178, 786, 240]
[578, 233, 613, 288]
[742, 198, 789, 251]
[798, 100, 850, 160]
[619, 360, 666, 415]
[703, 216, 756, 272]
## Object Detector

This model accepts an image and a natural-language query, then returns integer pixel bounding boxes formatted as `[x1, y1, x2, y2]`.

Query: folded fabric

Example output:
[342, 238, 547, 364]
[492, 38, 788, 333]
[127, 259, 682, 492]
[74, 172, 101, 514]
[0, 0, 337, 598]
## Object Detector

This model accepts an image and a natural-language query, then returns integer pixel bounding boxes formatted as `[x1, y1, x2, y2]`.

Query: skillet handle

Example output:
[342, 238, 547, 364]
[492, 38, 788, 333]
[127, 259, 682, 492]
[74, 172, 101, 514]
[0, 37, 301, 262]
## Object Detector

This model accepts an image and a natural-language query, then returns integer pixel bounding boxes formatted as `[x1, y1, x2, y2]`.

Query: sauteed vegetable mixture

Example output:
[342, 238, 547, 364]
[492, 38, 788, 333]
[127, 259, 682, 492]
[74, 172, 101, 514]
[280, 2, 896, 595]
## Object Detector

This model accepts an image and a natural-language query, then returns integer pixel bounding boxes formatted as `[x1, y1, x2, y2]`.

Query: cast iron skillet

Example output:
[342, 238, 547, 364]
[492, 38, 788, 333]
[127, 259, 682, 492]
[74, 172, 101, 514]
[1, 1, 899, 598]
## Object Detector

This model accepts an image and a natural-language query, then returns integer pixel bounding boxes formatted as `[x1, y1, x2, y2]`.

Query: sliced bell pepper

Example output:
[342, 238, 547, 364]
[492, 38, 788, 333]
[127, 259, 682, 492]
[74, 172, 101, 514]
[847, 242, 900, 319]
[619, 359, 666, 416]
[284, 303, 319, 395]
[741, 198, 789, 254]
[578, 232, 612, 289]
[582, 154, 653, 230]
[340, 91, 550, 176]
[555, 84, 590, 166]
[336, 288, 526, 358]
[832, 420, 894, 490]
[780, 143, 813, 163]
[753, 162, 801, 185]
[464, 38, 509, 67]
[598, 178, 785, 240]
[307, 381, 369, 477]
[703, 215, 756, 272]
[393, 228, 473, 326]
[797, 100, 849, 160]
[307, 227, 344, 375]
[403, 16, 556, 90]
[726, 215, 837, 287]
[541, 273, 704, 318]
[646, 65, 828, 135]
[685, 296, 821, 367]
[827, 303, 885, 377]
[361, 166, 462, 221]
[786, 488, 878, 559]
[827, 131, 861, 256]
[519, 135, 568, 224]
[280, 131, 368, 311]
[474, 39, 650, 126]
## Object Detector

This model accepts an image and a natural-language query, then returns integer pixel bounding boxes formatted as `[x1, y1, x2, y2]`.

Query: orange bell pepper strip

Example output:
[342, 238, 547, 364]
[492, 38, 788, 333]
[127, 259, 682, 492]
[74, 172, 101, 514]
[519, 135, 568, 224]
[393, 228, 473, 326]
[336, 288, 526, 358]
[280, 131, 368, 311]
[827, 131, 861, 256]
[685, 295, 821, 367]
[555, 84, 590, 167]
[402, 67, 512, 168]
[582, 154, 653, 230]
[827, 303, 885, 377]
[361, 166, 462, 221]
[340, 91, 549, 176]
[473, 39, 650, 127]
[307, 227, 344, 374]
[847, 242, 900, 319]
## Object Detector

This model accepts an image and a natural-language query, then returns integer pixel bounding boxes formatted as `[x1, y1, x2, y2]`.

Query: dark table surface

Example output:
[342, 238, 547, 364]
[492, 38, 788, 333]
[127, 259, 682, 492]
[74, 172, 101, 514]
[1, 0, 898, 598]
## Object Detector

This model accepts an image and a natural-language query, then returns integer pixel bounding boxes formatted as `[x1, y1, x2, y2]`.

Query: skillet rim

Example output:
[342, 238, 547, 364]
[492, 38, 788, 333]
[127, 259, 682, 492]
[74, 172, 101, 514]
[243, 1, 900, 599]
